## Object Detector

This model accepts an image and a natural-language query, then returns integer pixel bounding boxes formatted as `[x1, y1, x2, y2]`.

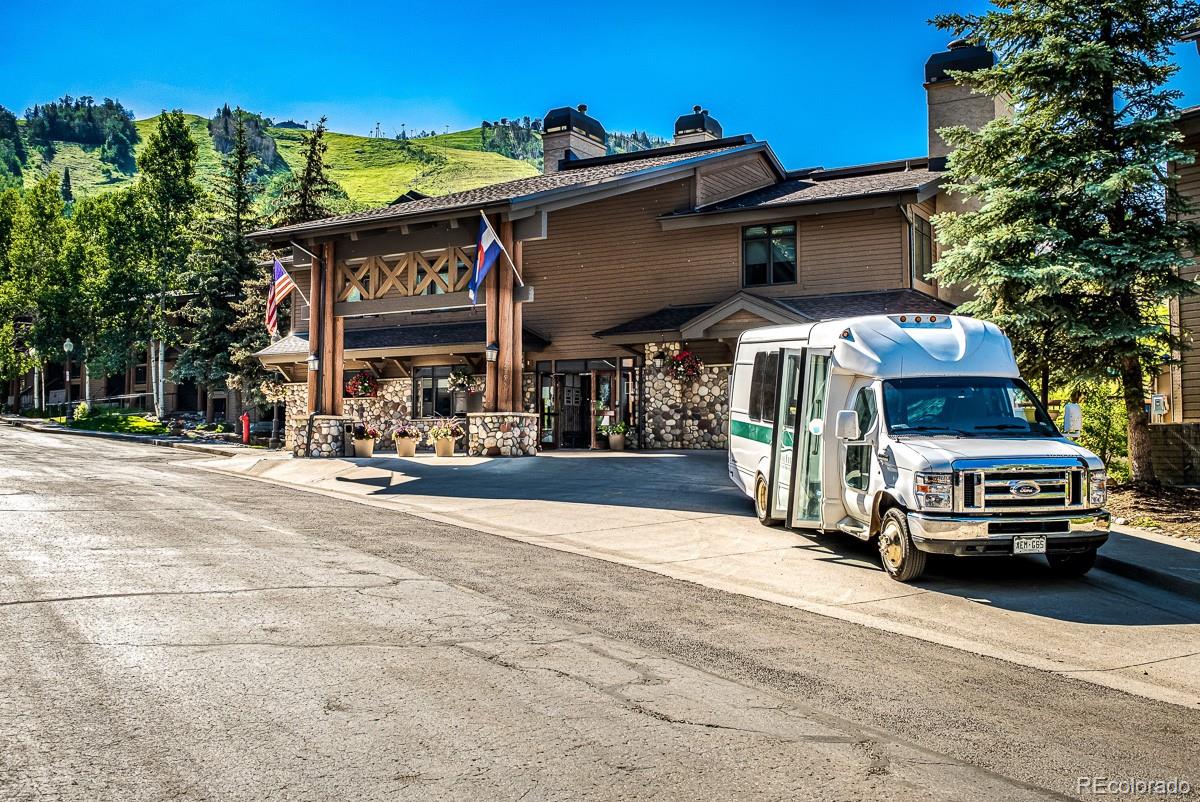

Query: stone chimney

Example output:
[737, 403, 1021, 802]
[924, 38, 1005, 168]
[674, 106, 723, 145]
[541, 104, 606, 174]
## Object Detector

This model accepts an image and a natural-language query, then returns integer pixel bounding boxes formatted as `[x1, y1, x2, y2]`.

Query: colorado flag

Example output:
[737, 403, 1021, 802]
[467, 213, 503, 304]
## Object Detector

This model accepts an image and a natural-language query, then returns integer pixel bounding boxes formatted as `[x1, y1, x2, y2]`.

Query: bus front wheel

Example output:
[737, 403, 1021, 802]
[755, 475, 779, 527]
[877, 508, 926, 582]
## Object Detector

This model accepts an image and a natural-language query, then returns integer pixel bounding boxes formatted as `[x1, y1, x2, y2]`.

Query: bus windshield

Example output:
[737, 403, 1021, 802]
[882, 376, 1059, 438]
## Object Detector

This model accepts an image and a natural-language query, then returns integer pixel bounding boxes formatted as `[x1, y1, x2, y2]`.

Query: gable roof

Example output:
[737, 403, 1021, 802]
[594, 289, 953, 342]
[255, 321, 550, 361]
[694, 164, 942, 214]
[250, 137, 774, 242]
[775, 289, 954, 320]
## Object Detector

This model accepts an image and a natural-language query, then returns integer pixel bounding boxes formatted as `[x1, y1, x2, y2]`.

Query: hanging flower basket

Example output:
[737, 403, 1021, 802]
[447, 366, 482, 393]
[666, 350, 705, 383]
[344, 370, 379, 398]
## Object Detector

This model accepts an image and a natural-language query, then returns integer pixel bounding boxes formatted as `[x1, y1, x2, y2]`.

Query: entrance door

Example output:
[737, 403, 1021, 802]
[768, 349, 804, 522]
[539, 374, 560, 449]
[591, 369, 616, 448]
[788, 349, 833, 529]
[560, 373, 590, 448]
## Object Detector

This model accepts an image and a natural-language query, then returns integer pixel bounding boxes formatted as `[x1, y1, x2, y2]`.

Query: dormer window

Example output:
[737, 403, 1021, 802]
[742, 224, 796, 287]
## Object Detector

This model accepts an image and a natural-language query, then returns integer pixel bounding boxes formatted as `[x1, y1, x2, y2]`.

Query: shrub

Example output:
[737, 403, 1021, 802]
[73, 400, 90, 420]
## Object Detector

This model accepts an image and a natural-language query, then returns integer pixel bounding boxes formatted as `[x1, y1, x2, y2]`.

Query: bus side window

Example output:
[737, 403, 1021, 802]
[761, 352, 779, 423]
[845, 386, 877, 493]
[749, 352, 766, 420]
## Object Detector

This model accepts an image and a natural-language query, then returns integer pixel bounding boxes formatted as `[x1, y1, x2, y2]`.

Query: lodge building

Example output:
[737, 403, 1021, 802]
[250, 40, 1002, 456]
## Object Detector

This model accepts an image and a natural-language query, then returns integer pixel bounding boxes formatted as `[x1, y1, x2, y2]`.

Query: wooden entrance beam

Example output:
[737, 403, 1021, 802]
[484, 214, 500, 411]
[306, 247, 322, 413]
[511, 239, 524, 412]
[497, 218, 515, 412]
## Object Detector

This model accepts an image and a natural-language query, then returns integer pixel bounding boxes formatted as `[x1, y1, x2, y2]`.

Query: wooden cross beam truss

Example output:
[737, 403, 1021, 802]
[337, 247, 475, 302]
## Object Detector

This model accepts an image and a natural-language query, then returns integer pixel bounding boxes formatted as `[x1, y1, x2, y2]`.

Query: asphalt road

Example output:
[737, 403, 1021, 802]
[1, 426, 1197, 801]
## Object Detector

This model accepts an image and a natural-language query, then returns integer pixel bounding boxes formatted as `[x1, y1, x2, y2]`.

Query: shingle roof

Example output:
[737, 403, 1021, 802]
[776, 289, 954, 320]
[255, 322, 550, 358]
[594, 304, 715, 337]
[701, 167, 942, 212]
[252, 141, 758, 240]
[594, 290, 953, 339]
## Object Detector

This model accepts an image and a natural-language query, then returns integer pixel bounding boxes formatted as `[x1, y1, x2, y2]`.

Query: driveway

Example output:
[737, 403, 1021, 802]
[5, 424, 1200, 800]
[202, 448, 1200, 709]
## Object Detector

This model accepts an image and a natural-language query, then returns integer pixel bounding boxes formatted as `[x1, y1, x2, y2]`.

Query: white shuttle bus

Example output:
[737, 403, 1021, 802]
[728, 314, 1109, 581]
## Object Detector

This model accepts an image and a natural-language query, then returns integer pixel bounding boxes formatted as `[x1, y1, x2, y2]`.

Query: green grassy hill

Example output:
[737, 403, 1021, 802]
[19, 115, 537, 207]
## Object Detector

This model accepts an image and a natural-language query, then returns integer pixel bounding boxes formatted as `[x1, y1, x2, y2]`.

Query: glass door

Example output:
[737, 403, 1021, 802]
[539, 374, 559, 449]
[591, 369, 616, 448]
[789, 349, 833, 528]
[768, 349, 805, 522]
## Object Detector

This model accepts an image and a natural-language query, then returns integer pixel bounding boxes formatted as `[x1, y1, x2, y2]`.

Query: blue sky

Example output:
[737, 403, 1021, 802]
[2, 0, 1199, 169]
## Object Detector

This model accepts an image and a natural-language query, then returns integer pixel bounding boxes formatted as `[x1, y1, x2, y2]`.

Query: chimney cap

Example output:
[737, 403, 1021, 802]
[924, 39, 994, 83]
[542, 104, 606, 144]
[675, 106, 722, 139]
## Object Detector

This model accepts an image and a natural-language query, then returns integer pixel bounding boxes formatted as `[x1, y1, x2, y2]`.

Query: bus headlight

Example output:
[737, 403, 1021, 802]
[1089, 470, 1107, 506]
[915, 472, 953, 511]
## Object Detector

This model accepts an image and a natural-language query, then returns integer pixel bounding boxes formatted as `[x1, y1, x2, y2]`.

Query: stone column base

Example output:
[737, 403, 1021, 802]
[290, 415, 354, 458]
[467, 412, 539, 457]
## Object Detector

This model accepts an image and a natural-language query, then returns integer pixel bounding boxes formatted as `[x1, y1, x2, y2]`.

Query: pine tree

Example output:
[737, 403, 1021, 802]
[271, 116, 337, 226]
[175, 110, 262, 400]
[930, 0, 1200, 484]
[60, 168, 73, 203]
[137, 110, 201, 417]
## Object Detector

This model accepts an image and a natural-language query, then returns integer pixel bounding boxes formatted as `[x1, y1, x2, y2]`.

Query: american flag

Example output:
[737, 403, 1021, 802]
[264, 259, 296, 336]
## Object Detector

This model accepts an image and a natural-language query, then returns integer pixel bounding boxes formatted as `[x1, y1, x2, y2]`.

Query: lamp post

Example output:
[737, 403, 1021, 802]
[29, 347, 39, 413]
[63, 338, 74, 422]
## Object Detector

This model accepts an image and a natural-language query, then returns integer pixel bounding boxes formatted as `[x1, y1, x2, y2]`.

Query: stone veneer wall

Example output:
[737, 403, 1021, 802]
[290, 415, 354, 458]
[1148, 424, 1200, 485]
[467, 412, 539, 457]
[642, 341, 730, 450]
[343, 378, 413, 445]
[266, 383, 308, 450]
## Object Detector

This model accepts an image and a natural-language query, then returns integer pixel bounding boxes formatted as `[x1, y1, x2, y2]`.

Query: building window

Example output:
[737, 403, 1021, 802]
[742, 224, 797, 287]
[911, 214, 933, 285]
[414, 366, 454, 416]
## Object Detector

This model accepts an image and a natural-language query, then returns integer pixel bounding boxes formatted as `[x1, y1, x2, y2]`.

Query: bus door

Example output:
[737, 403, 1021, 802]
[788, 349, 833, 529]
[768, 349, 805, 521]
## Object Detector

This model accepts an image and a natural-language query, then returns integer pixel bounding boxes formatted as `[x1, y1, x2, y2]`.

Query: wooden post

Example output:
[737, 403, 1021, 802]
[497, 219, 515, 412]
[511, 239, 524, 412]
[306, 247, 322, 414]
[483, 215, 499, 412]
[332, 315, 345, 415]
[320, 241, 337, 415]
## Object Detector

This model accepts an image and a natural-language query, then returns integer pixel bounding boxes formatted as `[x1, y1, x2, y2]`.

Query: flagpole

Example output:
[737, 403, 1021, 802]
[269, 247, 310, 305]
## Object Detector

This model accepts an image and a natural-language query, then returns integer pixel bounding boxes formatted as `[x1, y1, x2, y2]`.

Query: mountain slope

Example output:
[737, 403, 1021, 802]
[19, 115, 538, 206]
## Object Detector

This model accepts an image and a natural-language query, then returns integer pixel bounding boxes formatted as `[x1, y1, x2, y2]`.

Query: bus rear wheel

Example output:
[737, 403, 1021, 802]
[877, 508, 926, 582]
[755, 475, 779, 527]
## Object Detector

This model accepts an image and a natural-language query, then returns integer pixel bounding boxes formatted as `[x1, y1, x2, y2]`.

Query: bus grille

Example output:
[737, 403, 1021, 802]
[960, 468, 1086, 512]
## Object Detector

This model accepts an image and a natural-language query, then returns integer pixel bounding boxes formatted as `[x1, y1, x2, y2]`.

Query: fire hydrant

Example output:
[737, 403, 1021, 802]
[240, 411, 251, 444]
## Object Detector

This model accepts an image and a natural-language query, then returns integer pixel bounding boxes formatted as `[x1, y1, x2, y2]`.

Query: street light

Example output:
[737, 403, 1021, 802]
[29, 347, 40, 412]
[63, 338, 74, 422]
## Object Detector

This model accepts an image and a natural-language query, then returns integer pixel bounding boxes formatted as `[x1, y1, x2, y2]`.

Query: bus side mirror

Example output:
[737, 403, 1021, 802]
[835, 410, 860, 441]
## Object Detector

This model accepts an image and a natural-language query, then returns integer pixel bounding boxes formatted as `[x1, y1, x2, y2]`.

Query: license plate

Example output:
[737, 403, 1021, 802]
[1013, 535, 1047, 555]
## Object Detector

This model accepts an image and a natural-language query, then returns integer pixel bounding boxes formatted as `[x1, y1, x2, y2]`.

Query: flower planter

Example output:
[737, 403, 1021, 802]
[395, 437, 417, 457]
[354, 438, 376, 458]
[434, 437, 455, 457]
[608, 434, 626, 452]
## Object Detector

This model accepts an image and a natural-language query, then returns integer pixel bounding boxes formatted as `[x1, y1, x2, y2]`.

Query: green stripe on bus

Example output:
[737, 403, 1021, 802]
[731, 419, 773, 444]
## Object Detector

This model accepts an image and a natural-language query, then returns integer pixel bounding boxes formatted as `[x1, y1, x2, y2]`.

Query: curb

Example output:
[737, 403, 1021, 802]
[1, 416, 243, 458]
[1096, 551, 1200, 603]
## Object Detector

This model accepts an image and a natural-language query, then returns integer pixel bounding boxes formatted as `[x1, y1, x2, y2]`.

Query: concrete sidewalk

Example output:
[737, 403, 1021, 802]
[0, 414, 250, 458]
[193, 450, 1200, 708]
